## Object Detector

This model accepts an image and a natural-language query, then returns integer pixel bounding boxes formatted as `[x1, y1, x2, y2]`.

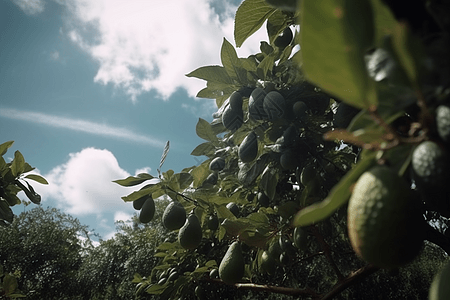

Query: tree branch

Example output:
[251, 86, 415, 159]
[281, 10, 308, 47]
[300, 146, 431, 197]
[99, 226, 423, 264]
[320, 264, 379, 300]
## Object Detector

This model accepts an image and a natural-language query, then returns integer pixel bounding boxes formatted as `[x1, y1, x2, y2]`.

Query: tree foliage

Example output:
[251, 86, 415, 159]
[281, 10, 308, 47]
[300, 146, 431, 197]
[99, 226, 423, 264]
[115, 0, 450, 299]
[0, 207, 92, 300]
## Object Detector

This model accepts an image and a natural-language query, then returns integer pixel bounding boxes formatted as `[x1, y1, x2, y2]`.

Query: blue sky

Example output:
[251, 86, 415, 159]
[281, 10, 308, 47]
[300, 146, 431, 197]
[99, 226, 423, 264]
[0, 0, 267, 239]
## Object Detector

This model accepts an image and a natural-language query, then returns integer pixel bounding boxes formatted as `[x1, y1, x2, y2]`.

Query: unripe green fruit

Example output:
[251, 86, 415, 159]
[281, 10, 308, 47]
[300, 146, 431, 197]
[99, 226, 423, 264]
[412, 141, 448, 188]
[300, 164, 316, 186]
[178, 214, 202, 250]
[226, 202, 240, 217]
[257, 192, 270, 207]
[263, 91, 286, 120]
[348, 166, 424, 268]
[222, 104, 243, 131]
[436, 105, 450, 143]
[293, 227, 308, 251]
[133, 196, 147, 210]
[260, 250, 276, 274]
[209, 157, 225, 172]
[219, 241, 245, 284]
[229, 91, 243, 111]
[274, 27, 293, 49]
[239, 132, 258, 163]
[162, 201, 186, 230]
[138, 196, 155, 224]
[429, 260, 450, 300]
[249, 87, 268, 120]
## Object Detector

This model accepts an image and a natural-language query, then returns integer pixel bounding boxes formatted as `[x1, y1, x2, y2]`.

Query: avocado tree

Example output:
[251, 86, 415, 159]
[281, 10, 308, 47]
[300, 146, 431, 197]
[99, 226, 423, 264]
[115, 0, 450, 299]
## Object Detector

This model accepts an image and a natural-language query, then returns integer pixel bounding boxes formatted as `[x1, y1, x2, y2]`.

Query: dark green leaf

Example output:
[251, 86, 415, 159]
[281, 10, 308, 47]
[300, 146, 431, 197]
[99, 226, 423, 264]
[3, 274, 19, 296]
[234, 0, 276, 47]
[259, 166, 278, 200]
[292, 150, 377, 227]
[113, 173, 155, 187]
[267, 10, 287, 45]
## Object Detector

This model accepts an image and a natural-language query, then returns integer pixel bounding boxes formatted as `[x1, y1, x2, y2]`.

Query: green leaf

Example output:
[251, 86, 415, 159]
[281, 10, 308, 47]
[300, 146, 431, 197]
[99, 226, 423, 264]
[256, 53, 276, 80]
[190, 160, 210, 188]
[113, 173, 155, 187]
[190, 142, 215, 156]
[391, 22, 425, 87]
[0, 141, 14, 157]
[196, 118, 219, 142]
[172, 172, 193, 191]
[300, 0, 376, 109]
[220, 38, 248, 84]
[259, 166, 278, 201]
[3, 274, 19, 296]
[0, 200, 14, 223]
[11, 151, 25, 177]
[234, 0, 276, 47]
[370, 0, 397, 45]
[292, 150, 377, 227]
[146, 284, 167, 295]
[24, 174, 48, 185]
[132, 273, 143, 283]
[121, 184, 160, 202]
[186, 65, 233, 84]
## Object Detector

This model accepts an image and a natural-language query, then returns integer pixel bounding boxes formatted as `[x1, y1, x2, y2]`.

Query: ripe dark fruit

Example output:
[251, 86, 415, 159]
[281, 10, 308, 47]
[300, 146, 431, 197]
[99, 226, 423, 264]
[229, 91, 243, 111]
[133, 196, 147, 210]
[207, 214, 219, 231]
[226, 202, 240, 217]
[347, 166, 424, 268]
[249, 87, 268, 120]
[219, 241, 245, 284]
[280, 150, 296, 170]
[293, 101, 307, 120]
[436, 105, 450, 143]
[333, 102, 360, 129]
[274, 27, 293, 48]
[162, 201, 186, 230]
[204, 172, 218, 186]
[138, 196, 155, 224]
[222, 104, 244, 131]
[263, 91, 286, 120]
[257, 192, 270, 207]
[209, 157, 226, 172]
[178, 214, 203, 250]
[238, 132, 258, 163]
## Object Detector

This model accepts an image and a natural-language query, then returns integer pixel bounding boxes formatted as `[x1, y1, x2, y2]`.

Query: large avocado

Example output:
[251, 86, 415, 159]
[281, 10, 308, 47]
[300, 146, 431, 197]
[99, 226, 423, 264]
[238, 132, 258, 163]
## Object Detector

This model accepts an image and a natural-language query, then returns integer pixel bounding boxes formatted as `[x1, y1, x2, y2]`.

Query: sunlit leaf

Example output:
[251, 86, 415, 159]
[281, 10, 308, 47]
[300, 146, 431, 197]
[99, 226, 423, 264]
[190, 142, 215, 157]
[221, 38, 248, 84]
[196, 118, 219, 142]
[113, 173, 155, 187]
[234, 0, 276, 47]
[0, 141, 14, 157]
[24, 174, 48, 185]
[186, 65, 233, 84]
[11, 151, 25, 177]
[300, 0, 376, 109]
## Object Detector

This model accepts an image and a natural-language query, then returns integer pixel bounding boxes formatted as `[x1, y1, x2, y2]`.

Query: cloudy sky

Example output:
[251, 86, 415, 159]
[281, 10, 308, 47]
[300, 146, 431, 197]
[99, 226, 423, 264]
[0, 0, 267, 239]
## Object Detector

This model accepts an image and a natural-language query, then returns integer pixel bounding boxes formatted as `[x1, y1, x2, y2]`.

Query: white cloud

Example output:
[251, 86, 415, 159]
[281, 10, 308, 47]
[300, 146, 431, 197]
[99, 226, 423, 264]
[61, 0, 267, 101]
[33, 147, 144, 216]
[0, 108, 165, 148]
[12, 0, 45, 15]
[114, 211, 133, 223]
